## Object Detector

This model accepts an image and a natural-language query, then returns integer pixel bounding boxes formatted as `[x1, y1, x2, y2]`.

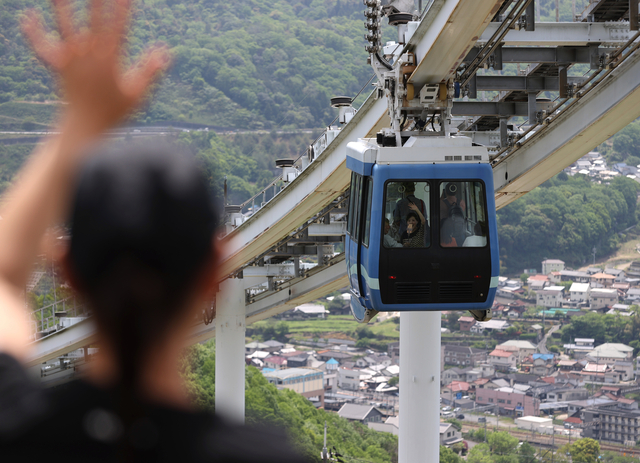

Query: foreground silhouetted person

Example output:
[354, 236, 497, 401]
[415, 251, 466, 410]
[0, 1, 305, 461]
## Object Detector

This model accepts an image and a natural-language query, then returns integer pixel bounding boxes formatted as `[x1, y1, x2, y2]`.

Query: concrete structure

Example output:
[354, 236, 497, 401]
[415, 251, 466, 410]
[582, 403, 640, 444]
[263, 368, 325, 407]
[536, 286, 565, 308]
[368, 415, 399, 435]
[542, 259, 565, 275]
[337, 367, 361, 391]
[516, 416, 554, 434]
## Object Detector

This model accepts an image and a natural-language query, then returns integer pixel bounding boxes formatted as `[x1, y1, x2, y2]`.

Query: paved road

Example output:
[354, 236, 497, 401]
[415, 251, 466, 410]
[538, 324, 560, 354]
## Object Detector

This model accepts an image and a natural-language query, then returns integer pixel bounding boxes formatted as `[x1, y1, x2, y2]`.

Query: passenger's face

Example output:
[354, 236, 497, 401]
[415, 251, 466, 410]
[407, 216, 418, 229]
[447, 194, 457, 205]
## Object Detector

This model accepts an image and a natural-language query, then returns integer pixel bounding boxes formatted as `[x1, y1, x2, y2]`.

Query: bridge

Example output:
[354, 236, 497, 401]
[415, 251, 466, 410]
[25, 0, 640, 461]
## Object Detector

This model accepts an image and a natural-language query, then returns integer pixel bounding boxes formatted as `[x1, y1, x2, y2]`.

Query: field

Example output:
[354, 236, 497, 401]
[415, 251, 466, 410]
[252, 314, 400, 341]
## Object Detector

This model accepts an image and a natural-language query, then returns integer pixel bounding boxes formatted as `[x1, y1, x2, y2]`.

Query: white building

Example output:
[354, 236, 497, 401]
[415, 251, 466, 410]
[497, 340, 537, 364]
[516, 416, 554, 434]
[542, 259, 565, 275]
[536, 286, 565, 308]
[337, 367, 361, 391]
[570, 282, 590, 305]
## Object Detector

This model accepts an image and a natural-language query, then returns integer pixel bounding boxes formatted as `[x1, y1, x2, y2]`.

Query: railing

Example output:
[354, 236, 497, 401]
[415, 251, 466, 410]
[29, 295, 90, 339]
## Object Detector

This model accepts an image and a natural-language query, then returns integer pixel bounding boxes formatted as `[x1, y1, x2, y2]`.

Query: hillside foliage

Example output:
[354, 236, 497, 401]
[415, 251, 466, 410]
[497, 174, 640, 273]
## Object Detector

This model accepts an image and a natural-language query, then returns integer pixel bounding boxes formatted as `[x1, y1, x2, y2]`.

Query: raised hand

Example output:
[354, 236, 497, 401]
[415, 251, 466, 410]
[21, 0, 170, 133]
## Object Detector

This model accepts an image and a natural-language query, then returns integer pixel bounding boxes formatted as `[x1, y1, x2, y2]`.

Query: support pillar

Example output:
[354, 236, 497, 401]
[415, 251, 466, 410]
[399, 311, 441, 463]
[215, 278, 246, 424]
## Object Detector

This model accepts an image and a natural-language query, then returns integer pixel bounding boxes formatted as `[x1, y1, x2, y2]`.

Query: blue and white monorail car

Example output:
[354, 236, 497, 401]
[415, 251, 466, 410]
[345, 136, 499, 322]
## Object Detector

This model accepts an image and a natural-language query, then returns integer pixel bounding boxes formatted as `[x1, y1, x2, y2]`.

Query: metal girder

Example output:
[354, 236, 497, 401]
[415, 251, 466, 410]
[493, 47, 640, 208]
[452, 100, 553, 116]
[471, 75, 585, 92]
[25, 318, 98, 368]
[478, 22, 633, 46]
[408, 0, 504, 86]
[463, 46, 612, 66]
[307, 223, 347, 236]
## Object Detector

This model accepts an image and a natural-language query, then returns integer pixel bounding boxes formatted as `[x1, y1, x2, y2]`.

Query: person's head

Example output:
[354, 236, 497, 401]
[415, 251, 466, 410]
[65, 141, 218, 388]
[384, 218, 390, 234]
[445, 182, 459, 204]
[406, 212, 420, 231]
[401, 181, 415, 195]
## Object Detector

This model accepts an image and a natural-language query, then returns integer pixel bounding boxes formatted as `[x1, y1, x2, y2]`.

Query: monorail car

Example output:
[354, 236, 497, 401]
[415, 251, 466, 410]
[345, 136, 499, 322]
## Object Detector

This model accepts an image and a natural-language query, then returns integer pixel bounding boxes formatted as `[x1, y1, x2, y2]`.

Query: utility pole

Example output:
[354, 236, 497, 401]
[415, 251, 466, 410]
[321, 421, 329, 462]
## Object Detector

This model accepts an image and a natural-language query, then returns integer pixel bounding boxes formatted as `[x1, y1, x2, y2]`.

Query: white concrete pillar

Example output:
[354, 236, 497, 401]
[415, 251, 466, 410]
[399, 311, 441, 463]
[215, 278, 246, 424]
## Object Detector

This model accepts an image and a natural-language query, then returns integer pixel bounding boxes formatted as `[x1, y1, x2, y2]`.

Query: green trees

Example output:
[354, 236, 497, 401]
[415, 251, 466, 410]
[441, 445, 464, 463]
[560, 312, 640, 353]
[566, 438, 601, 463]
[497, 173, 639, 273]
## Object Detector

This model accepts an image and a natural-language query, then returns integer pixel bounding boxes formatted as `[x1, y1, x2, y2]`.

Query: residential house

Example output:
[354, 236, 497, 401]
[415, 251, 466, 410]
[590, 288, 618, 310]
[368, 415, 399, 435]
[442, 367, 466, 385]
[625, 288, 640, 303]
[292, 303, 329, 318]
[458, 316, 476, 331]
[337, 367, 361, 391]
[545, 387, 589, 403]
[557, 360, 582, 373]
[338, 403, 384, 424]
[560, 271, 591, 283]
[542, 259, 565, 275]
[488, 349, 517, 371]
[245, 341, 270, 355]
[439, 423, 463, 446]
[506, 302, 527, 318]
[589, 343, 634, 362]
[476, 387, 540, 416]
[569, 283, 590, 306]
[591, 273, 616, 288]
[286, 353, 310, 368]
[443, 345, 488, 367]
[262, 340, 286, 353]
[605, 268, 627, 283]
[263, 368, 325, 407]
[580, 362, 610, 382]
[537, 286, 565, 308]
[442, 381, 471, 401]
[563, 338, 595, 359]
[530, 354, 556, 376]
[471, 319, 509, 333]
[497, 340, 537, 364]
[264, 355, 288, 370]
[528, 274, 550, 291]
[316, 350, 355, 363]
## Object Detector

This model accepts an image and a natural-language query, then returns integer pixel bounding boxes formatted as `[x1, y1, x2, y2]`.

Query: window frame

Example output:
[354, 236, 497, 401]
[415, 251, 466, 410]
[381, 179, 432, 249]
[437, 179, 489, 248]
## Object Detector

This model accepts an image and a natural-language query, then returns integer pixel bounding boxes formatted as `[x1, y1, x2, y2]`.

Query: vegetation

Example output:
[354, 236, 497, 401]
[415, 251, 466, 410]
[560, 311, 640, 354]
[497, 174, 640, 273]
[182, 341, 398, 463]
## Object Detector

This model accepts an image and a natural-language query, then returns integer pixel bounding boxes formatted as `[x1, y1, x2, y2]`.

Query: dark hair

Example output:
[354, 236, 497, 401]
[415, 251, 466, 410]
[68, 141, 217, 389]
[406, 212, 420, 225]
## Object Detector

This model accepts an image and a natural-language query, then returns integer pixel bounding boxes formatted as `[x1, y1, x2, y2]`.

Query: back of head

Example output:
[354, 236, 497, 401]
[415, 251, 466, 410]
[68, 141, 217, 388]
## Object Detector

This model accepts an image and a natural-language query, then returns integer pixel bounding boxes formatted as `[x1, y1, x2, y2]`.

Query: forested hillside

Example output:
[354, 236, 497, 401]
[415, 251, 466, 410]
[0, 0, 380, 129]
[497, 174, 639, 273]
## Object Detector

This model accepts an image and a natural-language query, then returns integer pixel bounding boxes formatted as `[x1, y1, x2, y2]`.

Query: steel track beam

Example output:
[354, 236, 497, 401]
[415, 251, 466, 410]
[408, 0, 504, 86]
[478, 22, 633, 46]
[492, 48, 640, 209]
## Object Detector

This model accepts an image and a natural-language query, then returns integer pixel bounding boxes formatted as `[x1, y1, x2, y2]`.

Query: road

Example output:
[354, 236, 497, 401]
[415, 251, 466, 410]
[538, 324, 560, 354]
